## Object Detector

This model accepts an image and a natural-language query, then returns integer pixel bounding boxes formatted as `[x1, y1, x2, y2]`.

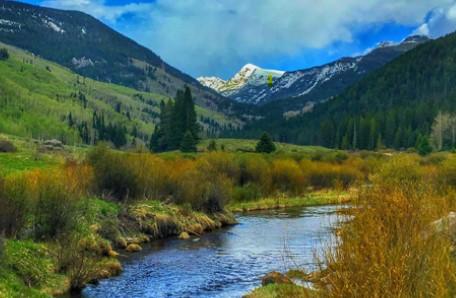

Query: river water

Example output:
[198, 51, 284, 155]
[82, 205, 341, 298]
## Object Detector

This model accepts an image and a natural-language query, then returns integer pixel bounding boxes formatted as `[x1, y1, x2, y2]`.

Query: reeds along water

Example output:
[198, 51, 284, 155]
[319, 155, 456, 297]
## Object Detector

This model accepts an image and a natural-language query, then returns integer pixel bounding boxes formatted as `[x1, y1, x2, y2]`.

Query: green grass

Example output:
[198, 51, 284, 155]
[198, 138, 332, 153]
[0, 240, 67, 298]
[245, 284, 316, 298]
[228, 190, 351, 212]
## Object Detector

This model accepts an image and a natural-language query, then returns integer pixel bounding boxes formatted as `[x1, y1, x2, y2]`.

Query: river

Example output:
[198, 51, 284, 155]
[82, 205, 341, 298]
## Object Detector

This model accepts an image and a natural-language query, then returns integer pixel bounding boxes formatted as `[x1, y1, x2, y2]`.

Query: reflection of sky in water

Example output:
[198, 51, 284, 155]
[82, 205, 343, 298]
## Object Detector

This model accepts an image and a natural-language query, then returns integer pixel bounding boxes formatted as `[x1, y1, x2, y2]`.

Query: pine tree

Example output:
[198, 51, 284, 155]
[416, 134, 432, 156]
[256, 133, 276, 153]
[150, 87, 200, 152]
[180, 130, 197, 152]
[207, 139, 217, 151]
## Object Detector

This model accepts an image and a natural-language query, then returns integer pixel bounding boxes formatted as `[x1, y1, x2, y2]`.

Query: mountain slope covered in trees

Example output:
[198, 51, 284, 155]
[0, 42, 238, 147]
[0, 0, 237, 113]
[236, 31, 456, 150]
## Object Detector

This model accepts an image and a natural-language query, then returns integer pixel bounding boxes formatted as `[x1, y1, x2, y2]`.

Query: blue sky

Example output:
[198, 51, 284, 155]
[19, 0, 456, 79]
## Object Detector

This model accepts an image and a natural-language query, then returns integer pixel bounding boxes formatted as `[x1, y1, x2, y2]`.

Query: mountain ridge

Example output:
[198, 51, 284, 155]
[0, 0, 236, 113]
[201, 35, 429, 106]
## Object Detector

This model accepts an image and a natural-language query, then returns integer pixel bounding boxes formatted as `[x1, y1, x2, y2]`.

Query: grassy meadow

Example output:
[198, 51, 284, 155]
[3, 135, 456, 297]
[0, 136, 364, 296]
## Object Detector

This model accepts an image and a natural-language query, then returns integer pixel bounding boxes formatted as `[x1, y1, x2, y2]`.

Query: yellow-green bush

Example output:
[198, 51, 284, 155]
[271, 159, 305, 194]
[0, 174, 31, 238]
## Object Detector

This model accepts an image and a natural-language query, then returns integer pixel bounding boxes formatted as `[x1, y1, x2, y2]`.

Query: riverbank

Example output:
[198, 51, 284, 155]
[0, 199, 236, 297]
[228, 189, 353, 213]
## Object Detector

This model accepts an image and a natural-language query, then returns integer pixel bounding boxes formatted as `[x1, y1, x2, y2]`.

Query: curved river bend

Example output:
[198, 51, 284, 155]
[82, 205, 340, 298]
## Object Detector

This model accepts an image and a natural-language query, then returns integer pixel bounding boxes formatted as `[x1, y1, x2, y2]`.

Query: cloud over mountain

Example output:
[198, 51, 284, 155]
[33, 0, 456, 78]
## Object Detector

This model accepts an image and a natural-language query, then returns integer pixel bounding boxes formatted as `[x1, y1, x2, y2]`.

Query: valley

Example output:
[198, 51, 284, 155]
[1, 1, 456, 297]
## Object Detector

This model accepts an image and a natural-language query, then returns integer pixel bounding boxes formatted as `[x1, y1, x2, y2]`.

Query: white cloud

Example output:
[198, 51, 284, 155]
[413, 3, 456, 37]
[39, 0, 456, 77]
[41, 0, 153, 21]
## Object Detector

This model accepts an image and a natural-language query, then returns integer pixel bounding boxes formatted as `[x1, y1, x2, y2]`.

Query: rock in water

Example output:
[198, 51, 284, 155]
[179, 232, 190, 240]
[126, 244, 142, 252]
[261, 271, 293, 286]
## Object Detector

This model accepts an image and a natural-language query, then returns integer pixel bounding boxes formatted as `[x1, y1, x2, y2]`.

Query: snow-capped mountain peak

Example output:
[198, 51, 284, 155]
[197, 76, 226, 92]
[198, 63, 285, 97]
[198, 36, 429, 105]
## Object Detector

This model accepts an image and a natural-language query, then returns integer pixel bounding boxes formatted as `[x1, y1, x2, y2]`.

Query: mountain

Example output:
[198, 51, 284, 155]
[202, 36, 429, 106]
[0, 0, 233, 112]
[198, 64, 284, 103]
[235, 31, 456, 150]
[0, 41, 239, 146]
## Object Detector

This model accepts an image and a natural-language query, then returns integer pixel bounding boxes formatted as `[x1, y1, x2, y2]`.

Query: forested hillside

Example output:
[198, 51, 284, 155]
[0, 0, 237, 113]
[236, 32, 456, 150]
[0, 42, 238, 146]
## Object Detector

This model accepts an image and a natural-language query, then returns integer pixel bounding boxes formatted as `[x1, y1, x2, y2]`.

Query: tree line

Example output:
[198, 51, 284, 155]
[150, 86, 200, 152]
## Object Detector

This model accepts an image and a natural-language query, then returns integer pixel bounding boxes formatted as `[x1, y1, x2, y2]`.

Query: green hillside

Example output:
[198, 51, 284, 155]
[0, 42, 239, 147]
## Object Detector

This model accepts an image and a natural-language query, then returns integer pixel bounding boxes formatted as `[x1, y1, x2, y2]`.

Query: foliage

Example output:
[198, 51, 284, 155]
[256, 133, 276, 153]
[237, 32, 456, 151]
[0, 140, 17, 153]
[319, 156, 456, 297]
[180, 130, 197, 152]
[416, 134, 433, 156]
[207, 139, 217, 152]
[0, 175, 31, 238]
[0, 48, 8, 60]
[151, 87, 200, 152]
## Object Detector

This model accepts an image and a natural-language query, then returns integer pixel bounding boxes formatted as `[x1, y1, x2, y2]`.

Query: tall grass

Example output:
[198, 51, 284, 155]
[319, 155, 456, 297]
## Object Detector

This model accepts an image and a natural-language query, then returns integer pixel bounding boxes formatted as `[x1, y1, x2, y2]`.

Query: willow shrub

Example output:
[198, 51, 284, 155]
[171, 158, 232, 212]
[271, 159, 305, 195]
[0, 175, 31, 238]
[321, 156, 456, 297]
[32, 169, 87, 240]
[300, 160, 362, 190]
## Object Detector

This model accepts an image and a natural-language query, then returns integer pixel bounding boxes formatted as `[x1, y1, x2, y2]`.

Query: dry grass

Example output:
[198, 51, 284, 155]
[318, 155, 456, 297]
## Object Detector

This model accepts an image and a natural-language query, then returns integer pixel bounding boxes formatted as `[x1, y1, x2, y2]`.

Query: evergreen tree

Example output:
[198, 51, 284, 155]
[416, 135, 432, 156]
[150, 87, 200, 152]
[207, 139, 217, 151]
[0, 48, 9, 60]
[256, 133, 276, 153]
[180, 130, 197, 152]
[149, 126, 161, 152]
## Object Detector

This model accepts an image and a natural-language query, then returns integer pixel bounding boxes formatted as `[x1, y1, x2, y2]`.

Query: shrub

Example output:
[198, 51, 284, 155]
[0, 140, 17, 153]
[0, 175, 31, 238]
[238, 154, 272, 194]
[172, 159, 232, 212]
[32, 170, 85, 240]
[232, 184, 262, 202]
[301, 160, 361, 190]
[207, 140, 217, 151]
[0, 48, 9, 60]
[256, 133, 276, 153]
[320, 168, 456, 297]
[128, 154, 170, 200]
[55, 233, 100, 290]
[271, 159, 304, 194]
[199, 152, 240, 181]
[87, 145, 139, 200]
